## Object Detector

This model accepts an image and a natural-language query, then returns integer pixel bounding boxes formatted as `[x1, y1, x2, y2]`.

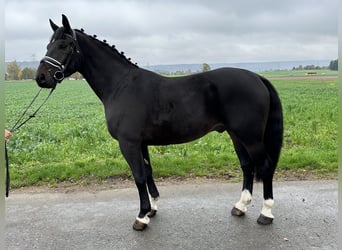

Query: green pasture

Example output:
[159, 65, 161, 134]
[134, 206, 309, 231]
[5, 73, 337, 188]
[261, 69, 337, 78]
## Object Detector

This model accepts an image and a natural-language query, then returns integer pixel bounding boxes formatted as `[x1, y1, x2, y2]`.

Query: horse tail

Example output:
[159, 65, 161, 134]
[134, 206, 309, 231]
[257, 76, 283, 181]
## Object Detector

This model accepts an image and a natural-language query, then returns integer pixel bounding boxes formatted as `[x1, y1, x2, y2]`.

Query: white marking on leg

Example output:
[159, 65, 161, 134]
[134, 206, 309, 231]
[149, 195, 159, 212]
[234, 189, 252, 212]
[136, 214, 150, 225]
[260, 199, 274, 219]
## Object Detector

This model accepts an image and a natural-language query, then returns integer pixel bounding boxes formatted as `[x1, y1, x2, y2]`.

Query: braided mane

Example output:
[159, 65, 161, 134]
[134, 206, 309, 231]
[75, 28, 138, 68]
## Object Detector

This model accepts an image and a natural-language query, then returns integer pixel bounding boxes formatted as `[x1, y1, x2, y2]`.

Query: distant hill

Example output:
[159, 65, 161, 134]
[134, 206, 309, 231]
[6, 59, 331, 74]
[144, 60, 331, 73]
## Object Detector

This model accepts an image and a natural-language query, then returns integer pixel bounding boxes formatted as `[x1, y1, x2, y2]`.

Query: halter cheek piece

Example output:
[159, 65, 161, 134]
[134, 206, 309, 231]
[41, 29, 79, 83]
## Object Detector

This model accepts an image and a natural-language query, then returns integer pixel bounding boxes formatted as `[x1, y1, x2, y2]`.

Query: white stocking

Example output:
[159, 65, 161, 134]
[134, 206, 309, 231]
[234, 189, 252, 212]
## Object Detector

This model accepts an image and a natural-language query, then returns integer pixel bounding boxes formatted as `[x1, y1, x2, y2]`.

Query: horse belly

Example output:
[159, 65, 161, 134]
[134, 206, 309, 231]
[143, 117, 223, 145]
[144, 84, 224, 145]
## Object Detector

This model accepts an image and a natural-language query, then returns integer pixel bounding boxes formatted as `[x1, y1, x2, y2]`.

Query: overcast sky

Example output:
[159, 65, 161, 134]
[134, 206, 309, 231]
[5, 0, 338, 65]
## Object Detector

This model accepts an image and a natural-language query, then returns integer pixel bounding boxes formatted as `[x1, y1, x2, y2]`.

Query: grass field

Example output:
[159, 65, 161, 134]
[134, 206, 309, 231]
[5, 71, 338, 187]
[261, 69, 337, 78]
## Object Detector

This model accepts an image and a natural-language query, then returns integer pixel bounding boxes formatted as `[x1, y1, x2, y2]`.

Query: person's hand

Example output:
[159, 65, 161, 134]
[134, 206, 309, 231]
[5, 130, 12, 142]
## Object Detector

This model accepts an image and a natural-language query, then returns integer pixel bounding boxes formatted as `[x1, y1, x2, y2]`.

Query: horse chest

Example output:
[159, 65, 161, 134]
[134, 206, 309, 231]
[104, 102, 146, 140]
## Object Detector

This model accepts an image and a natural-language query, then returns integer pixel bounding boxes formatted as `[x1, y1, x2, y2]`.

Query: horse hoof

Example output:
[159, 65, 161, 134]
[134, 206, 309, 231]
[148, 209, 157, 218]
[231, 207, 245, 217]
[257, 214, 273, 225]
[133, 219, 148, 231]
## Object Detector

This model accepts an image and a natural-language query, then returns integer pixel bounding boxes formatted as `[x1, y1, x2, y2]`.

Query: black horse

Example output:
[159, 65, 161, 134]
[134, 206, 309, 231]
[36, 15, 283, 231]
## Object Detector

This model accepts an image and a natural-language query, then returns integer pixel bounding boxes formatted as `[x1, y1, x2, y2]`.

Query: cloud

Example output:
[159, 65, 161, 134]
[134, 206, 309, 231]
[5, 0, 338, 64]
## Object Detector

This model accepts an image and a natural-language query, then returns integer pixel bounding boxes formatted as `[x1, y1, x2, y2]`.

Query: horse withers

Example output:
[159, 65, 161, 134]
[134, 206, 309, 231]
[36, 15, 283, 231]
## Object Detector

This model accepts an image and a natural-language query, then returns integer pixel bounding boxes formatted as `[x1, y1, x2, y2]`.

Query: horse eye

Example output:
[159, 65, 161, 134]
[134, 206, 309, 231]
[58, 44, 68, 49]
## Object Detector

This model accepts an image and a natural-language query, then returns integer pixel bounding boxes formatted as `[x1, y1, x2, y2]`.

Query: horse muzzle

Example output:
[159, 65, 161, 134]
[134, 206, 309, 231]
[35, 68, 57, 89]
[36, 60, 65, 88]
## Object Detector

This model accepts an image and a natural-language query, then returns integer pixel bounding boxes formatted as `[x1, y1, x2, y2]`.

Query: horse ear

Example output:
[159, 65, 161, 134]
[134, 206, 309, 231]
[62, 14, 72, 33]
[49, 19, 59, 32]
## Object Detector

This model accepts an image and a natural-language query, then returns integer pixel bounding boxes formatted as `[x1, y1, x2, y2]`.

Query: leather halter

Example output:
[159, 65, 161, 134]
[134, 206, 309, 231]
[40, 29, 79, 82]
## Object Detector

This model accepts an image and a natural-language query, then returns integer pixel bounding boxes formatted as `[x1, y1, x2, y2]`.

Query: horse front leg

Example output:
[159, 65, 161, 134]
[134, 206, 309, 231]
[119, 140, 151, 231]
[142, 144, 160, 217]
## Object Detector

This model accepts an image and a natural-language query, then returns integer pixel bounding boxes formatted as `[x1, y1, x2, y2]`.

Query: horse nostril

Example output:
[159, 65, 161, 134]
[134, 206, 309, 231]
[36, 73, 46, 83]
[36, 73, 48, 87]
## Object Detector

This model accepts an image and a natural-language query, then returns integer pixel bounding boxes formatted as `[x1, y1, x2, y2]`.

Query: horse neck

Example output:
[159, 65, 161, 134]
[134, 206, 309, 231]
[76, 33, 136, 103]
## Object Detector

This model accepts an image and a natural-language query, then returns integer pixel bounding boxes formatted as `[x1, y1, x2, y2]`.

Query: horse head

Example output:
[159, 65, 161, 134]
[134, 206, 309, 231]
[36, 14, 81, 89]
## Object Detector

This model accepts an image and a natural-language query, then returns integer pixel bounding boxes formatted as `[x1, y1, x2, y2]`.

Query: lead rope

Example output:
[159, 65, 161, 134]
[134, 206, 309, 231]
[5, 88, 55, 197]
[10, 88, 55, 133]
[5, 143, 9, 197]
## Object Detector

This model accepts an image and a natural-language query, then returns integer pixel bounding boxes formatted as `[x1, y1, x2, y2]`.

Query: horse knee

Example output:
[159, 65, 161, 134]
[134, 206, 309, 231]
[132, 173, 146, 185]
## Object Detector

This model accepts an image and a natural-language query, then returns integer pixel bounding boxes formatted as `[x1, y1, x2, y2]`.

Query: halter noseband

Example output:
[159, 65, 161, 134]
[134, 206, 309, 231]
[41, 56, 65, 81]
[41, 29, 79, 83]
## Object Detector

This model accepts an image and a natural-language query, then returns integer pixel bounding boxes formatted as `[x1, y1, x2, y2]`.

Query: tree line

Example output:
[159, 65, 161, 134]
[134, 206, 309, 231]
[328, 59, 338, 71]
[5, 60, 83, 81]
[292, 59, 338, 71]
[5, 59, 338, 80]
[6, 61, 36, 80]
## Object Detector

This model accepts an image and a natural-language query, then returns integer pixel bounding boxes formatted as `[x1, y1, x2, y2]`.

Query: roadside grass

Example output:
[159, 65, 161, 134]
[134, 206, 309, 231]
[5, 72, 337, 188]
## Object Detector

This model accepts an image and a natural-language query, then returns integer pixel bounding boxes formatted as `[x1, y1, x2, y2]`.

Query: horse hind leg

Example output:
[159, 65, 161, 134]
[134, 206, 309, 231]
[142, 144, 160, 217]
[257, 171, 275, 225]
[246, 142, 276, 225]
[232, 189, 252, 217]
[231, 137, 254, 217]
[229, 128, 275, 225]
